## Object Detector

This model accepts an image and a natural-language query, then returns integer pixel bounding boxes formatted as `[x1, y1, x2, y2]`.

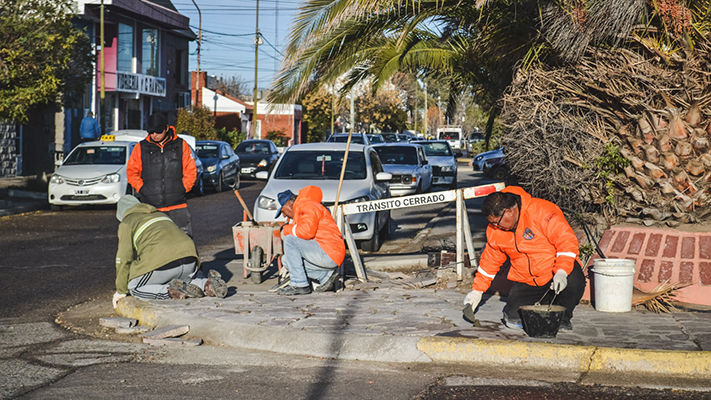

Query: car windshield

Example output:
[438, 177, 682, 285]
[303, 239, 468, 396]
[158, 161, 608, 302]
[274, 150, 367, 180]
[368, 135, 384, 143]
[419, 142, 452, 157]
[381, 133, 399, 143]
[439, 131, 460, 140]
[196, 144, 219, 158]
[374, 147, 417, 165]
[328, 135, 365, 144]
[236, 141, 270, 154]
[63, 146, 127, 165]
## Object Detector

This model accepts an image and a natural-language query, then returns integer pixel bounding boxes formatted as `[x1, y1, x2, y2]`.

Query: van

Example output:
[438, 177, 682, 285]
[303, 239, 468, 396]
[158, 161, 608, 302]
[436, 126, 463, 156]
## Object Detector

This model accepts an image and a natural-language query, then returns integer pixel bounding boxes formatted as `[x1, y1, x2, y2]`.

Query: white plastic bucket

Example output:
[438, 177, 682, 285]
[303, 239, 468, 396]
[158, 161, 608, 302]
[590, 258, 636, 312]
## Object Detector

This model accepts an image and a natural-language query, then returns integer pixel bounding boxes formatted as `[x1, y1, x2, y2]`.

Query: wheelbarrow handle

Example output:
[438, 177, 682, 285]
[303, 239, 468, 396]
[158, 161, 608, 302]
[234, 189, 255, 222]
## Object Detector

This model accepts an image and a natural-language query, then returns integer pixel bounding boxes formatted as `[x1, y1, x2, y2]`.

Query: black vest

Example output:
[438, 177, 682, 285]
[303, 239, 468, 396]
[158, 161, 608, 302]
[138, 135, 186, 208]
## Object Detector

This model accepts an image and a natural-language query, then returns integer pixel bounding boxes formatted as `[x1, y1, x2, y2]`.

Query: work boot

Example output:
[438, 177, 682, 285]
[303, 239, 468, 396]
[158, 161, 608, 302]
[276, 285, 311, 296]
[559, 320, 573, 332]
[502, 315, 524, 331]
[312, 271, 339, 293]
[204, 270, 228, 298]
[168, 279, 204, 299]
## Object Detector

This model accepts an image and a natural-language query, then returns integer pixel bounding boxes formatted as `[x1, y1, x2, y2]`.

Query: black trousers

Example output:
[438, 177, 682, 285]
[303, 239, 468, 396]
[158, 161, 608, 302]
[166, 207, 192, 238]
[503, 261, 586, 324]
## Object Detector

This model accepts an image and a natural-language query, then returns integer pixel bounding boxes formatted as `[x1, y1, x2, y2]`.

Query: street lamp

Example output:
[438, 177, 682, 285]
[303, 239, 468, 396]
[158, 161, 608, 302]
[213, 93, 218, 118]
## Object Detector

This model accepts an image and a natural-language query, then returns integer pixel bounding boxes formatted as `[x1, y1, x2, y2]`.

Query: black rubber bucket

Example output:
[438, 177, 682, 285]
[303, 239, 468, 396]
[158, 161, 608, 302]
[519, 305, 565, 338]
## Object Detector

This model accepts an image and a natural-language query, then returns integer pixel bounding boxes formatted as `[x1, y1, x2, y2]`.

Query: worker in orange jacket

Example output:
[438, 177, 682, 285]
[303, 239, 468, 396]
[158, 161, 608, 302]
[464, 186, 586, 331]
[275, 186, 346, 295]
[126, 113, 197, 236]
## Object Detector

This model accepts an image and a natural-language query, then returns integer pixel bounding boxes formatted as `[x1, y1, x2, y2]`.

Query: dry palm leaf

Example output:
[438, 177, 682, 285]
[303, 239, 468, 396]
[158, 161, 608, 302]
[631, 280, 690, 313]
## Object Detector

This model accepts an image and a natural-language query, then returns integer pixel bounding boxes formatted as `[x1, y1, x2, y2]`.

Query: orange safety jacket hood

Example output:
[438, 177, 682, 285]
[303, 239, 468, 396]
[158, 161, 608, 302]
[472, 186, 580, 291]
[282, 185, 346, 266]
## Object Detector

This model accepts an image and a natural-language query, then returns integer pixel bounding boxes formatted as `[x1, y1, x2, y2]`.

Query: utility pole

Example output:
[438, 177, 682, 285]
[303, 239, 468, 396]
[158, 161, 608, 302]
[251, 0, 260, 139]
[423, 81, 428, 138]
[190, 0, 201, 73]
[349, 93, 354, 134]
[330, 85, 335, 138]
[100, 0, 105, 135]
[413, 82, 417, 135]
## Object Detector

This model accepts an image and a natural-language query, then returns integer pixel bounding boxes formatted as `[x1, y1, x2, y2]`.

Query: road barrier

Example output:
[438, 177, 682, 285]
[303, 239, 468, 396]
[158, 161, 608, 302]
[336, 182, 505, 281]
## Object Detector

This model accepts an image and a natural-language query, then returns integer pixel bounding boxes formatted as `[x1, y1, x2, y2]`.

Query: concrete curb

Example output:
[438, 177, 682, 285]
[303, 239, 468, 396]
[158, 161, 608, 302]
[117, 297, 431, 363]
[117, 297, 711, 380]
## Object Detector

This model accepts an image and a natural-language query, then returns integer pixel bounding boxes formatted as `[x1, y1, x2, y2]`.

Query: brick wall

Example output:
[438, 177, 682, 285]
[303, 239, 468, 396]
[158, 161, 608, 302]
[0, 122, 17, 177]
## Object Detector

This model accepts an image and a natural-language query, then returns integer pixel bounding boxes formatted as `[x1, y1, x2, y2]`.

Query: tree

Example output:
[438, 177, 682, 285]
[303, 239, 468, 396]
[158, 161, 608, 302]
[214, 76, 249, 100]
[355, 85, 408, 132]
[0, 0, 92, 123]
[300, 86, 338, 143]
[175, 106, 216, 140]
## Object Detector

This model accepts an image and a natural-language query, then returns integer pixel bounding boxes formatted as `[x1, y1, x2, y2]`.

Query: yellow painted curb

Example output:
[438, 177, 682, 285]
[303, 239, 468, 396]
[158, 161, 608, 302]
[115, 297, 162, 327]
[591, 347, 711, 377]
[417, 336, 595, 371]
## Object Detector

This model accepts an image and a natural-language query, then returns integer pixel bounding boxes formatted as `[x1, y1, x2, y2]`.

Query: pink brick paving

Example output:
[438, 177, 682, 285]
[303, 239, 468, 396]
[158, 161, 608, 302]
[583, 226, 711, 307]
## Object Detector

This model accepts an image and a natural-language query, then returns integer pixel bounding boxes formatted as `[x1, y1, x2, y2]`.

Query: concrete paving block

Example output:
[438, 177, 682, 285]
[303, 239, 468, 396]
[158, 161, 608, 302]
[139, 324, 189, 339]
[99, 317, 137, 329]
[142, 337, 203, 346]
[115, 325, 151, 335]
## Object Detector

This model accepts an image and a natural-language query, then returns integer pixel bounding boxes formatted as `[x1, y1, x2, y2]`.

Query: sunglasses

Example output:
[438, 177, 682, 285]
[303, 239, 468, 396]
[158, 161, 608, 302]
[489, 209, 508, 228]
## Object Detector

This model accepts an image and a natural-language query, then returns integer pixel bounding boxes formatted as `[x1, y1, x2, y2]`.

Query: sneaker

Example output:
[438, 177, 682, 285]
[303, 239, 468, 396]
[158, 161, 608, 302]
[559, 320, 573, 332]
[168, 279, 204, 299]
[204, 270, 228, 298]
[276, 285, 312, 296]
[313, 271, 339, 293]
[502, 316, 524, 331]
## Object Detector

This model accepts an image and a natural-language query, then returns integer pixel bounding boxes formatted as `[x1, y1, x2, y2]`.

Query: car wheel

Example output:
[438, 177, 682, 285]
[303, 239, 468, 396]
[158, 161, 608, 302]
[415, 180, 422, 194]
[361, 219, 381, 252]
[50, 204, 63, 211]
[231, 171, 240, 190]
[216, 171, 224, 193]
[380, 212, 392, 240]
[493, 167, 507, 180]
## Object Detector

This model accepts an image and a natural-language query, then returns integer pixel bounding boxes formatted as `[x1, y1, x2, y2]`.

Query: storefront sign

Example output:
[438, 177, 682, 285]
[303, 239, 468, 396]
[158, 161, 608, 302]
[116, 71, 166, 97]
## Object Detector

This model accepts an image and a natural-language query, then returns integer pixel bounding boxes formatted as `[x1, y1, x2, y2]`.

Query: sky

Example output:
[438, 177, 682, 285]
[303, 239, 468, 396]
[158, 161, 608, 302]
[172, 0, 303, 91]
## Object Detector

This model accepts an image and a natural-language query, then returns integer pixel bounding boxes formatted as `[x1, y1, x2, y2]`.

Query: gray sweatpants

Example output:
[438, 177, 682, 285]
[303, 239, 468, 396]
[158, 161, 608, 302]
[128, 260, 207, 300]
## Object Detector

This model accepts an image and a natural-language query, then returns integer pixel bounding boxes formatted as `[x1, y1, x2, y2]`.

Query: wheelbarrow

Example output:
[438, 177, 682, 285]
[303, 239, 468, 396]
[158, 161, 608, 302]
[232, 221, 284, 284]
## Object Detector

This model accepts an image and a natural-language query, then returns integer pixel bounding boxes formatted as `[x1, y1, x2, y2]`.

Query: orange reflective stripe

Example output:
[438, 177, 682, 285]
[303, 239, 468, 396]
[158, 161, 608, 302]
[157, 203, 188, 212]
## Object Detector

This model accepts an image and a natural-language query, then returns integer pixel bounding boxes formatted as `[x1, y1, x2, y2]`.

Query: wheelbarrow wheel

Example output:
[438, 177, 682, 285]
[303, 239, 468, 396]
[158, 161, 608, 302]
[250, 245, 264, 284]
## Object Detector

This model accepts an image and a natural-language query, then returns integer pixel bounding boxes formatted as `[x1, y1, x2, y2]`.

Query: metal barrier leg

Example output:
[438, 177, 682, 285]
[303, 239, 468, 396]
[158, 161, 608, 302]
[456, 190, 464, 281]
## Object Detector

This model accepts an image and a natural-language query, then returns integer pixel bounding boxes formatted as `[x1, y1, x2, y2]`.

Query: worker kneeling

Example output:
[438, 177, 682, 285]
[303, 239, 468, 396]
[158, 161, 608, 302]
[464, 187, 586, 331]
[275, 186, 345, 295]
[112, 195, 228, 308]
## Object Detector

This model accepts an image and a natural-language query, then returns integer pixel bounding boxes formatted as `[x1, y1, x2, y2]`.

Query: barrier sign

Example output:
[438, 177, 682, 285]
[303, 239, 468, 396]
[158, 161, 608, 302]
[342, 182, 505, 215]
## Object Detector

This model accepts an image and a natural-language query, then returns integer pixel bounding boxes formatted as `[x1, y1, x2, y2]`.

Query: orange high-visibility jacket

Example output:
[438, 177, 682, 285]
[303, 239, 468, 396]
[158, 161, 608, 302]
[472, 186, 580, 291]
[282, 186, 346, 266]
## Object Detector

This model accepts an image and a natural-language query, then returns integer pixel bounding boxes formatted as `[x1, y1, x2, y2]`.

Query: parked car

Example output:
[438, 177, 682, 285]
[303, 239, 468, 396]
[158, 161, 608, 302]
[366, 134, 385, 144]
[253, 142, 392, 252]
[196, 140, 241, 192]
[373, 143, 433, 196]
[472, 147, 504, 171]
[381, 132, 401, 143]
[482, 156, 508, 180]
[411, 140, 458, 189]
[326, 133, 371, 145]
[234, 139, 281, 178]
[397, 133, 415, 142]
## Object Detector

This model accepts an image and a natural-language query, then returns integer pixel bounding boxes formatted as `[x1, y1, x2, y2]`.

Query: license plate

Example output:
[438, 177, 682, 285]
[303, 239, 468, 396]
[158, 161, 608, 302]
[241, 167, 255, 173]
[75, 189, 89, 195]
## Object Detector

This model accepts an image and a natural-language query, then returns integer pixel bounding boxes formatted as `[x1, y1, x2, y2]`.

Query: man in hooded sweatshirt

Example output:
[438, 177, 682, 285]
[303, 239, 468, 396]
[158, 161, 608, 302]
[274, 186, 346, 295]
[463, 186, 586, 331]
[112, 195, 227, 309]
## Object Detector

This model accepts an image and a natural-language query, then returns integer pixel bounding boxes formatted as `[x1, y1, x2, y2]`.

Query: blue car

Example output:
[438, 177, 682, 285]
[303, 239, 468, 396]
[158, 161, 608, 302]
[195, 140, 241, 192]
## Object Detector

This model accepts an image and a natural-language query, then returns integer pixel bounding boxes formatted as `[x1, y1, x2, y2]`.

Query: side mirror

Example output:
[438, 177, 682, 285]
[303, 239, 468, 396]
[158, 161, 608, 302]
[422, 159, 428, 165]
[375, 172, 392, 181]
[255, 171, 269, 180]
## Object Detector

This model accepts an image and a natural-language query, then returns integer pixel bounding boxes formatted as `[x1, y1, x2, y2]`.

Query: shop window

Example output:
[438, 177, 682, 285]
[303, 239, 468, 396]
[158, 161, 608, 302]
[117, 22, 134, 72]
[142, 29, 159, 76]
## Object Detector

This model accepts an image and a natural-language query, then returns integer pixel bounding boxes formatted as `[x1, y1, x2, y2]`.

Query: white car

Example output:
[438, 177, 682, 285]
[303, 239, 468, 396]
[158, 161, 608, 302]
[373, 143, 433, 196]
[253, 142, 392, 252]
[48, 138, 138, 210]
[411, 140, 458, 189]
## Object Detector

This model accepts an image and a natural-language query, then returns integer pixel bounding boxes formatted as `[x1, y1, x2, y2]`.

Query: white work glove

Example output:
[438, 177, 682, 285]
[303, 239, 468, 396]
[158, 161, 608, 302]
[112, 292, 127, 309]
[463, 290, 483, 308]
[550, 270, 568, 294]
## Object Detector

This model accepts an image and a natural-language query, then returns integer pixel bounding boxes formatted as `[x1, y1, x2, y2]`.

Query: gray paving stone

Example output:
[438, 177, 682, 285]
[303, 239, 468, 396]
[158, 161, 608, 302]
[99, 317, 137, 329]
[143, 337, 203, 346]
[139, 325, 189, 339]
[115, 325, 151, 335]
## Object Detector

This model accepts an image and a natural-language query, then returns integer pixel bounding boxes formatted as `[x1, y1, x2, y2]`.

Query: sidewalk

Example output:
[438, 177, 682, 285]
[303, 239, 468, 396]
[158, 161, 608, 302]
[115, 201, 711, 389]
[0, 177, 47, 217]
